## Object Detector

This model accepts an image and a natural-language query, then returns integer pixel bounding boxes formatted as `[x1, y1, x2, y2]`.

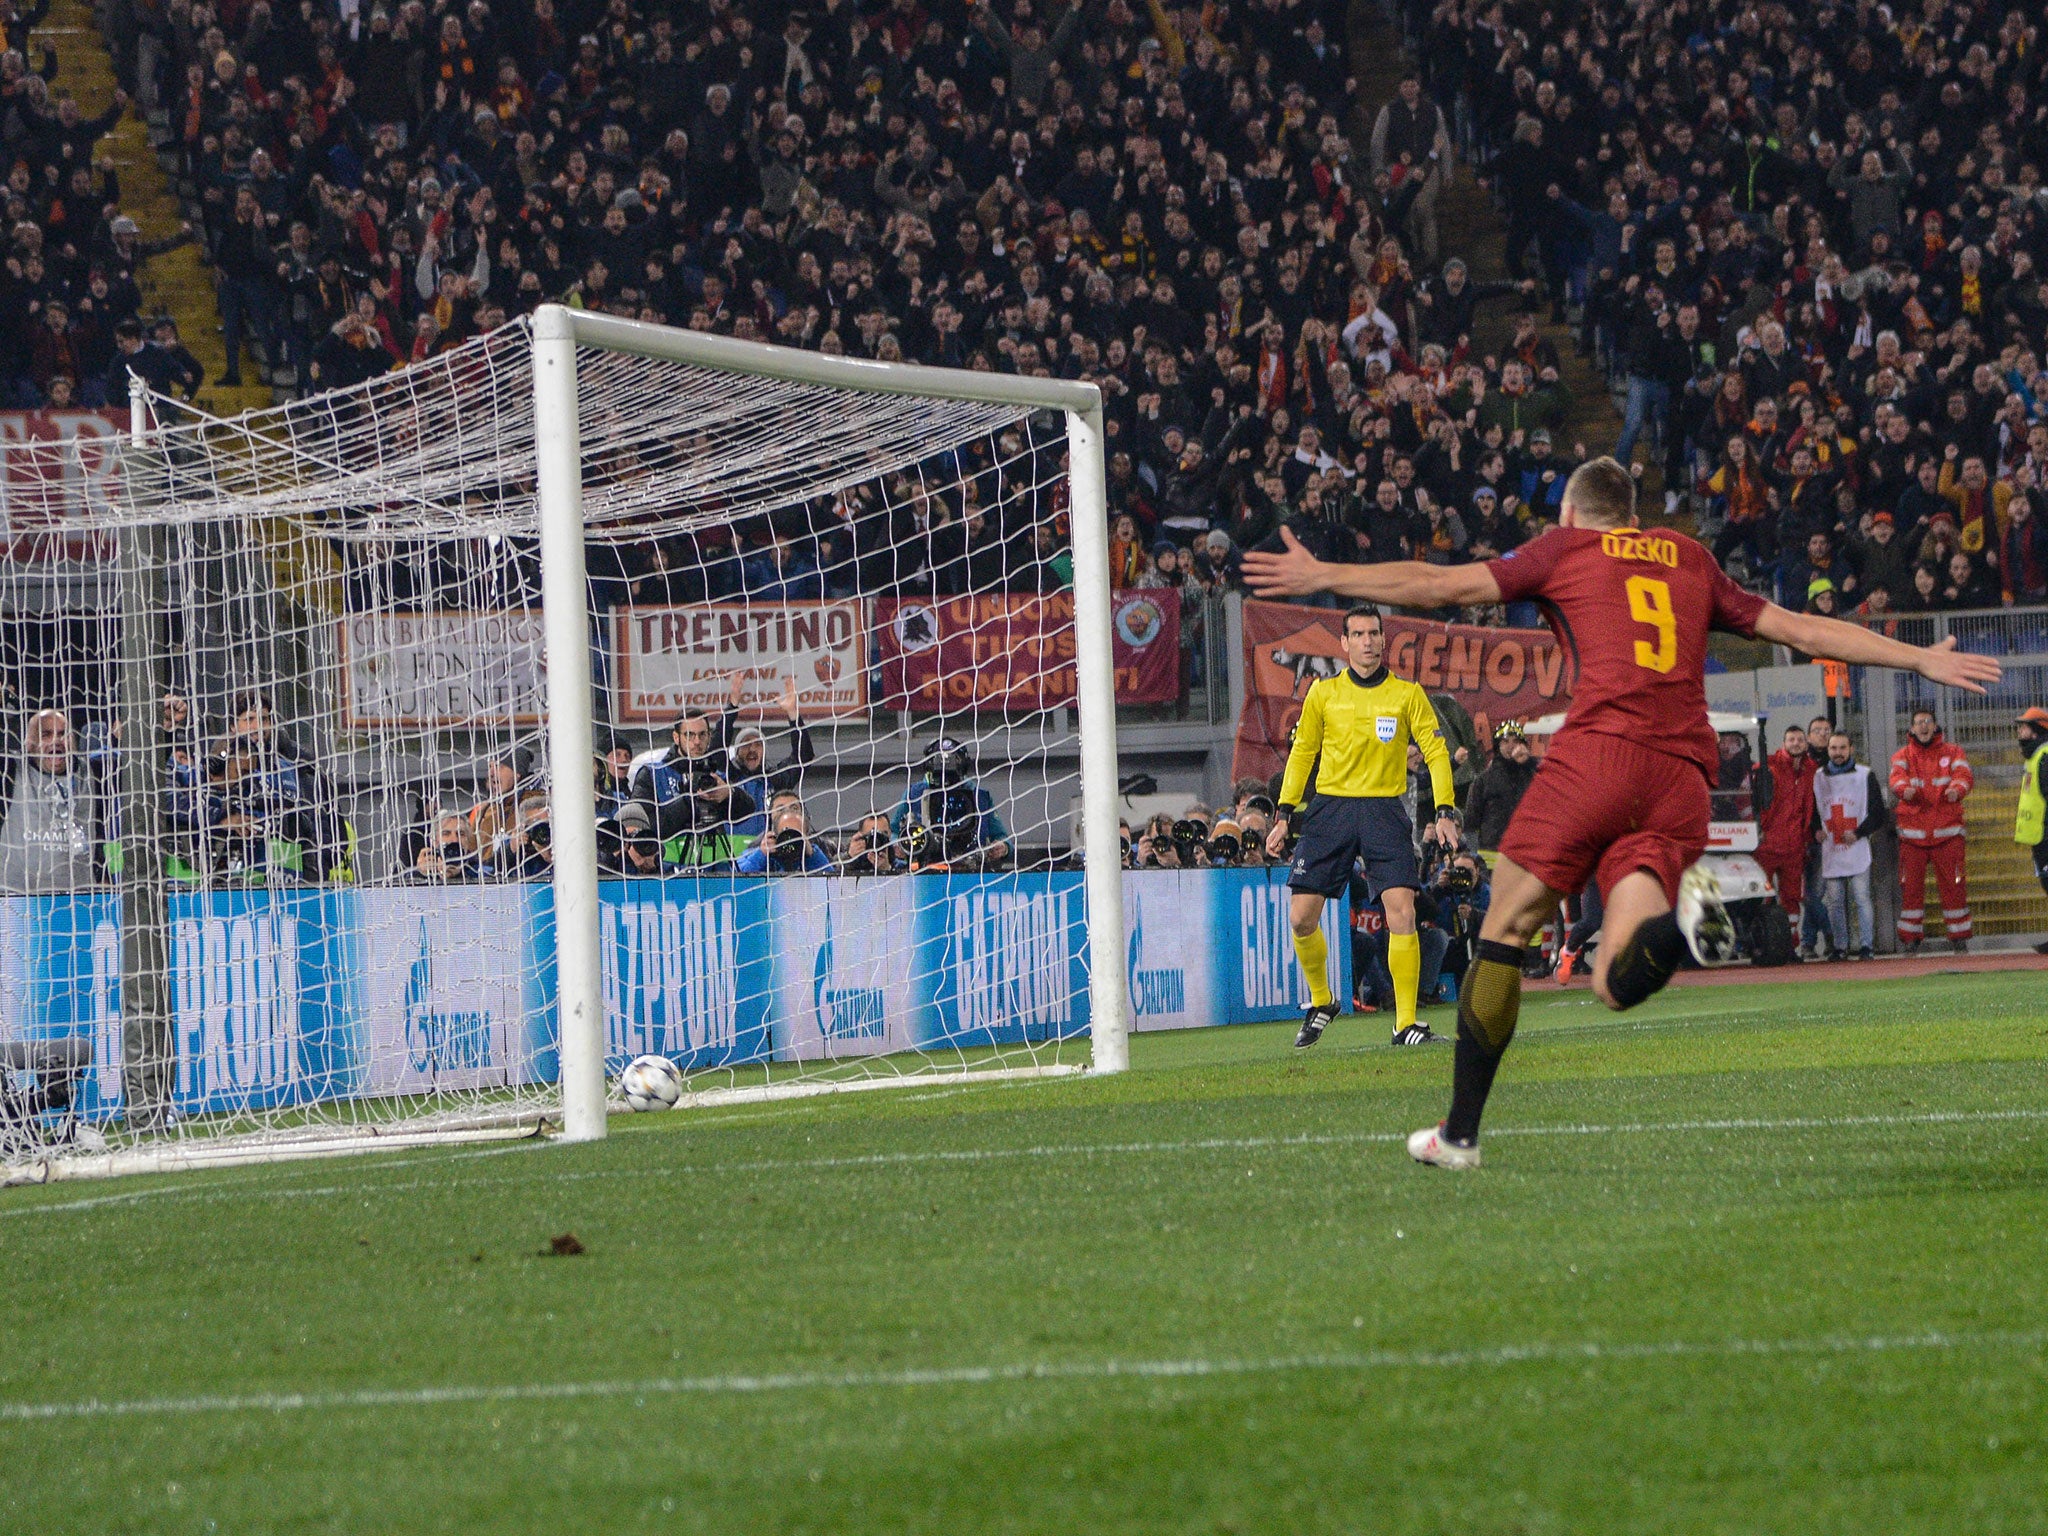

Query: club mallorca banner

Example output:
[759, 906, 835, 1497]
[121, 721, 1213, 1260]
[1235, 601, 1572, 783]
[874, 591, 1179, 710]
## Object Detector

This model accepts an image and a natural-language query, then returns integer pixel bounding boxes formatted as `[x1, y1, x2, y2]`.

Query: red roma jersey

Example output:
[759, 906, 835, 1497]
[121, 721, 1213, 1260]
[1487, 526, 1768, 782]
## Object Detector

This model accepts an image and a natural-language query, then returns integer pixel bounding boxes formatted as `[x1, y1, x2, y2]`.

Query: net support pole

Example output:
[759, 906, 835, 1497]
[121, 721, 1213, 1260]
[1065, 404, 1128, 1075]
[117, 375, 173, 1124]
[531, 306, 607, 1141]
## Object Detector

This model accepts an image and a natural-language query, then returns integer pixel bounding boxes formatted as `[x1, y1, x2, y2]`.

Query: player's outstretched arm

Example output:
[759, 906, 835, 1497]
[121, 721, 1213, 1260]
[1752, 606, 2003, 694]
[1243, 526, 1504, 609]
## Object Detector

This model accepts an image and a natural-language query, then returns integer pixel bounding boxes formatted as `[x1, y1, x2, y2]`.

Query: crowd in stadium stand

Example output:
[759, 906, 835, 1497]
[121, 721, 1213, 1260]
[66, 0, 1599, 625]
[0, 18, 203, 409]
[14, 0, 2048, 624]
[1413, 0, 2048, 614]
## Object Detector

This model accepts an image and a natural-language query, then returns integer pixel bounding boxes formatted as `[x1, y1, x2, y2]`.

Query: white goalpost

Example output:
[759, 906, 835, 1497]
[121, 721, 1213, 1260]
[0, 305, 1127, 1180]
[527, 307, 1129, 1141]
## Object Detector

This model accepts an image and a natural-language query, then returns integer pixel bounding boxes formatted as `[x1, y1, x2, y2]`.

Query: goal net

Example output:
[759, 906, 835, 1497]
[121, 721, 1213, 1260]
[0, 308, 1127, 1180]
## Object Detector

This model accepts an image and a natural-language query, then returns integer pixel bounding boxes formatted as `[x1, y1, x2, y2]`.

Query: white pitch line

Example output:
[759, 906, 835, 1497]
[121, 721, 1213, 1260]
[0, 1139, 541, 1219]
[3, 1327, 2043, 1424]
[494, 1104, 2048, 1186]
[7, 1105, 2048, 1220]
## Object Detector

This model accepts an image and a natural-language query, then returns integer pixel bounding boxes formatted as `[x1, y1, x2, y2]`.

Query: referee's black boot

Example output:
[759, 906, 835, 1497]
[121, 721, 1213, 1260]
[1295, 1002, 1340, 1049]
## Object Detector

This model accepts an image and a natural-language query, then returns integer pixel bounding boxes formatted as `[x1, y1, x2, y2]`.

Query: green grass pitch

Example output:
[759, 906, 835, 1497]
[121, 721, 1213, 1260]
[5, 970, 2048, 1534]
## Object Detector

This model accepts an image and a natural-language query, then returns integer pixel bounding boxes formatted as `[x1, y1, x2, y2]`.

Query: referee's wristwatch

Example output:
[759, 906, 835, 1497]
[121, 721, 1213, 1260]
[1433, 804, 1462, 834]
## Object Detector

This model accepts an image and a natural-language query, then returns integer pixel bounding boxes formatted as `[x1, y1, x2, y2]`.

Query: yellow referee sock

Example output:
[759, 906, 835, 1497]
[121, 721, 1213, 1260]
[1293, 927, 1334, 1009]
[1388, 931, 1422, 1030]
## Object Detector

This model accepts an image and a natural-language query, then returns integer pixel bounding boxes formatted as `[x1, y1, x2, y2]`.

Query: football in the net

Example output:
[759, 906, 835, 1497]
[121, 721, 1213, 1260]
[619, 1054, 683, 1111]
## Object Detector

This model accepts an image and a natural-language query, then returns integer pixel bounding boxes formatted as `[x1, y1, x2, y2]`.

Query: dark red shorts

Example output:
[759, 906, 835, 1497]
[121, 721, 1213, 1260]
[1497, 732, 1710, 904]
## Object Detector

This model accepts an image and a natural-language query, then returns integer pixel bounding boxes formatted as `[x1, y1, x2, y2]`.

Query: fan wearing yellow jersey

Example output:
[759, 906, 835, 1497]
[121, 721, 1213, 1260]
[1264, 605, 1460, 1047]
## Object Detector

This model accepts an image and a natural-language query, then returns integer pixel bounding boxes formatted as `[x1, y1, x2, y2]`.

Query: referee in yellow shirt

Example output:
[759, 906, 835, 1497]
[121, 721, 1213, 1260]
[1264, 604, 1459, 1047]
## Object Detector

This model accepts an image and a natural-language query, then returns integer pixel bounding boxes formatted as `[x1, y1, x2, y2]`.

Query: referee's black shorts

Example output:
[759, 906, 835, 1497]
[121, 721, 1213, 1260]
[1286, 795, 1418, 899]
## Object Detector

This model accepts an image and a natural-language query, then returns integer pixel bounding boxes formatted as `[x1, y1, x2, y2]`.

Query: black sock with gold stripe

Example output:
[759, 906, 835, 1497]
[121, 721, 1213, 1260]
[1604, 913, 1687, 1010]
[1444, 939, 1525, 1143]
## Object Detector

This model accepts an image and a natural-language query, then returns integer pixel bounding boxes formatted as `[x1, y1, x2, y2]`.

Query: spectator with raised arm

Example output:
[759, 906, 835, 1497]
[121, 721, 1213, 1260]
[720, 674, 815, 840]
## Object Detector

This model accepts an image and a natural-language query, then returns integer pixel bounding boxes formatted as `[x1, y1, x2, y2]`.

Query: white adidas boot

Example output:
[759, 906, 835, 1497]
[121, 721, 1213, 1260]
[1676, 863, 1737, 964]
[1407, 1122, 1483, 1169]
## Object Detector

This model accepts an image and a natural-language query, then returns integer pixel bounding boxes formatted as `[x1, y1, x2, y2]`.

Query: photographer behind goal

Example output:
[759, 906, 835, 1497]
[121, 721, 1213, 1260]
[889, 738, 1012, 872]
[732, 793, 832, 874]
[1427, 843, 1492, 980]
[628, 708, 756, 867]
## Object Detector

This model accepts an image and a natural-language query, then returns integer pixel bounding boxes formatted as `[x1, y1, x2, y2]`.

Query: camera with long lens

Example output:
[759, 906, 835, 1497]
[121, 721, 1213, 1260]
[1207, 830, 1241, 866]
[1437, 858, 1483, 943]
[691, 767, 724, 797]
[917, 785, 980, 856]
[527, 819, 552, 851]
[1170, 819, 1204, 858]
[852, 826, 902, 870]
[766, 810, 810, 870]
[613, 805, 662, 869]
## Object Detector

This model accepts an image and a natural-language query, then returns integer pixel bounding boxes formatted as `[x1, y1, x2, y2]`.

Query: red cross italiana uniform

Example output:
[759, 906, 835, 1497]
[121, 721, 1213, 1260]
[1486, 527, 1767, 900]
[1889, 728, 1973, 944]
[1758, 746, 1820, 917]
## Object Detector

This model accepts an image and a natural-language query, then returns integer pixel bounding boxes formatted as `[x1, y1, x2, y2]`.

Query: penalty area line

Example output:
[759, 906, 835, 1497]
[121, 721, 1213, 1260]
[4, 1328, 2044, 1423]
[547, 1103, 2048, 1177]
[7, 1106, 2048, 1219]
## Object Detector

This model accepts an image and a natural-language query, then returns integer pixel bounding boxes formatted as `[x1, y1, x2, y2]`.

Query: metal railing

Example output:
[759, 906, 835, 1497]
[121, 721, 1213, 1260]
[1852, 605, 2048, 654]
[1856, 604, 2048, 780]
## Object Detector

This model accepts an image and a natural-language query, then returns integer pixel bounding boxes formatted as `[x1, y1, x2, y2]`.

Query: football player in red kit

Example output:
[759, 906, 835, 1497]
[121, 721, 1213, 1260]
[1244, 457, 2000, 1168]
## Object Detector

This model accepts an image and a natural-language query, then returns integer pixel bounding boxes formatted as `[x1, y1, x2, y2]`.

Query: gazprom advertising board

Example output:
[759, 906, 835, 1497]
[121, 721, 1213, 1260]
[766, 873, 1091, 1061]
[1122, 868, 1351, 1034]
[0, 870, 1347, 1115]
[0, 888, 552, 1120]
